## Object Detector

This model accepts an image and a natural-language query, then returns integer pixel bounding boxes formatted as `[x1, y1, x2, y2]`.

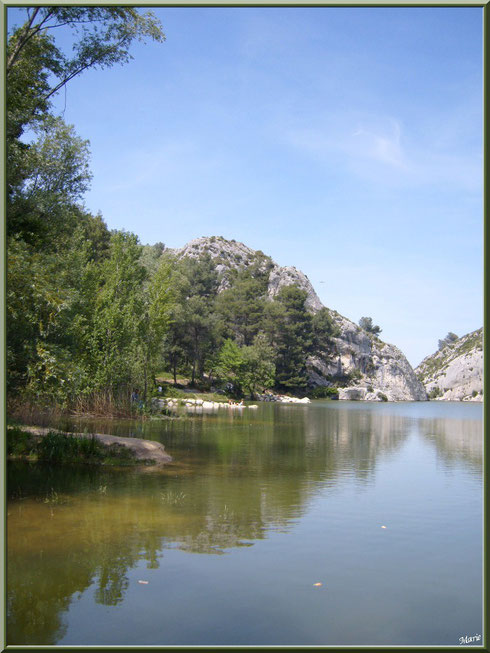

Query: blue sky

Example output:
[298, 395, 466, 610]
[9, 7, 483, 366]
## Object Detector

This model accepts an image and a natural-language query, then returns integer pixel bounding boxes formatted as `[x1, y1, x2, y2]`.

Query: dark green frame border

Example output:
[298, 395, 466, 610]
[1, 1, 487, 651]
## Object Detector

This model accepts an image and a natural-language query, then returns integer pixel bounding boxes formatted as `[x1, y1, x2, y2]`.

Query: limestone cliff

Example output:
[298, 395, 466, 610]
[415, 328, 483, 402]
[170, 236, 427, 401]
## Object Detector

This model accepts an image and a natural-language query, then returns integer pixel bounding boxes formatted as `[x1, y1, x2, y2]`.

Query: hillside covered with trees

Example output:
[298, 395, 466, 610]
[6, 8, 340, 413]
[7, 7, 428, 416]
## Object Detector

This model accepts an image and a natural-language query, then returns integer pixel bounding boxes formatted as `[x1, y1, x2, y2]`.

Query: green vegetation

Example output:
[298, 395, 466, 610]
[428, 386, 442, 399]
[6, 8, 360, 414]
[438, 332, 458, 350]
[7, 9, 171, 414]
[358, 316, 382, 336]
[378, 393, 388, 402]
[160, 257, 339, 397]
[7, 428, 138, 465]
[419, 329, 483, 385]
[216, 337, 275, 398]
[457, 329, 483, 355]
[309, 386, 339, 399]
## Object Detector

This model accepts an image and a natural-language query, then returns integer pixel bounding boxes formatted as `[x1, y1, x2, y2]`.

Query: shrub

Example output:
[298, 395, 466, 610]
[309, 386, 339, 399]
[428, 386, 442, 399]
[37, 431, 104, 463]
[7, 427, 37, 456]
[378, 393, 388, 402]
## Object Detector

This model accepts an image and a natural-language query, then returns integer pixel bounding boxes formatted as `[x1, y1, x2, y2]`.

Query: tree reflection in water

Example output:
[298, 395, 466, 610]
[7, 402, 482, 645]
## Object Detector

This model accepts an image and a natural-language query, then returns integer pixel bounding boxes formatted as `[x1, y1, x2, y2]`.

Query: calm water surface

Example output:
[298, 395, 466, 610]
[7, 401, 483, 646]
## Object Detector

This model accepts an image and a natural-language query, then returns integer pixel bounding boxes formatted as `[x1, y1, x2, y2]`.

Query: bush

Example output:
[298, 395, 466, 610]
[378, 393, 388, 402]
[309, 386, 339, 399]
[37, 431, 104, 463]
[429, 386, 442, 399]
[7, 427, 37, 456]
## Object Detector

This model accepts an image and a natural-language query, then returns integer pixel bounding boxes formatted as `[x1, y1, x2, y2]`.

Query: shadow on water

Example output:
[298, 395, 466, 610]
[7, 401, 482, 645]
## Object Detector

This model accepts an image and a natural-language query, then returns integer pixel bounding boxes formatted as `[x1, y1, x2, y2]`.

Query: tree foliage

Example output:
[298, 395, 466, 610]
[6, 9, 170, 411]
[6, 8, 346, 407]
[438, 332, 459, 350]
[358, 316, 382, 336]
[216, 336, 275, 398]
[215, 262, 270, 346]
[8, 117, 92, 244]
[269, 286, 314, 390]
[7, 7, 165, 137]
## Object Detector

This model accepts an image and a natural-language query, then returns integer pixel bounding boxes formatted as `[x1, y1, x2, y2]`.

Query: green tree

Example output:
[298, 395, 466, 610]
[358, 316, 382, 336]
[216, 335, 275, 398]
[8, 116, 92, 245]
[240, 334, 275, 398]
[269, 285, 314, 391]
[7, 238, 70, 396]
[141, 258, 174, 400]
[312, 307, 339, 354]
[438, 332, 459, 350]
[7, 7, 165, 241]
[163, 256, 220, 385]
[7, 7, 165, 138]
[6, 7, 166, 412]
[88, 231, 147, 398]
[215, 265, 269, 346]
[216, 339, 245, 395]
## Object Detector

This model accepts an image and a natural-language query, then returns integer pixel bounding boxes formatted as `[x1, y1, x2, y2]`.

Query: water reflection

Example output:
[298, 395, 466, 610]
[419, 415, 482, 474]
[7, 402, 482, 645]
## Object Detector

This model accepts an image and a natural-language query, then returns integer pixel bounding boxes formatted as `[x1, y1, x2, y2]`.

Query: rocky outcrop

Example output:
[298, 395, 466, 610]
[171, 236, 427, 402]
[415, 328, 483, 402]
[308, 312, 427, 401]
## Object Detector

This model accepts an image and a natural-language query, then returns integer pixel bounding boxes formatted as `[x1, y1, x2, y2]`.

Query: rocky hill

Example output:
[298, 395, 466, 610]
[168, 236, 427, 402]
[415, 328, 483, 402]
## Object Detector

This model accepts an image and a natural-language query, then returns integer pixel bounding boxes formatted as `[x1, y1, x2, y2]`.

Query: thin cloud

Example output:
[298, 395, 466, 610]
[348, 118, 405, 168]
[281, 112, 481, 191]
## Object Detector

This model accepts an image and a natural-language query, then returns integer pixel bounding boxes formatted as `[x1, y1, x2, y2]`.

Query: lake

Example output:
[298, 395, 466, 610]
[7, 400, 483, 646]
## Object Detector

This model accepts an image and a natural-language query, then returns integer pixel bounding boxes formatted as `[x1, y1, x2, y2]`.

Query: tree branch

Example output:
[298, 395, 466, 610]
[40, 37, 129, 104]
[6, 7, 40, 72]
[6, 8, 58, 74]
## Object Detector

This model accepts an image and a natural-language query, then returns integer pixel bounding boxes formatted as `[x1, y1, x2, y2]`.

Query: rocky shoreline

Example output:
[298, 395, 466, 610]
[154, 395, 311, 412]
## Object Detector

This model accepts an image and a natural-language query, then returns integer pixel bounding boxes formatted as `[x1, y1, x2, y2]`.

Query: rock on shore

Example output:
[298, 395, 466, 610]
[18, 426, 173, 464]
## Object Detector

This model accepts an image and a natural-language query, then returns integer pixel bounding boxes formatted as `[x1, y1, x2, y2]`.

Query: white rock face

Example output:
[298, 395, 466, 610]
[267, 266, 323, 312]
[415, 329, 483, 402]
[173, 236, 427, 402]
[308, 313, 427, 401]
